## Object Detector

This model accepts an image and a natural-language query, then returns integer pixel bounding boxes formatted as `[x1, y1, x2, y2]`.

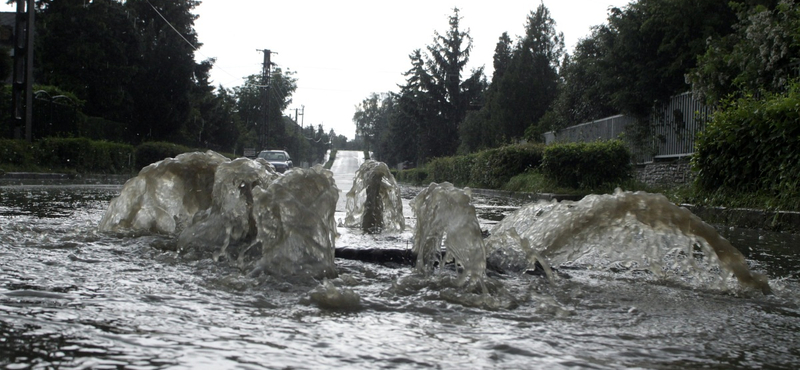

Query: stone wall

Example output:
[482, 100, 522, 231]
[635, 161, 695, 187]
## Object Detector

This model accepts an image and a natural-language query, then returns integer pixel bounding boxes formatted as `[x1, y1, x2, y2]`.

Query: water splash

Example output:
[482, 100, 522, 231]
[485, 228, 555, 283]
[410, 182, 486, 289]
[98, 152, 339, 280]
[305, 278, 362, 311]
[177, 157, 280, 257]
[344, 160, 405, 233]
[250, 165, 339, 279]
[488, 189, 771, 294]
[98, 151, 228, 234]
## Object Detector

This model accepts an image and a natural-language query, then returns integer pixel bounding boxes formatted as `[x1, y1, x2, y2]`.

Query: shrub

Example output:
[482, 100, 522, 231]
[0, 139, 36, 169]
[693, 82, 800, 199]
[469, 144, 545, 189]
[35, 137, 135, 174]
[396, 168, 429, 185]
[134, 141, 193, 170]
[541, 140, 631, 189]
[36, 137, 93, 172]
[423, 144, 544, 188]
[427, 154, 476, 186]
[91, 141, 136, 173]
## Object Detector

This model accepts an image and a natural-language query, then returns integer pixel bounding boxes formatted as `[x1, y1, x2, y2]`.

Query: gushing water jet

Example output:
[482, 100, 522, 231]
[489, 189, 771, 294]
[98, 151, 339, 280]
[411, 182, 487, 289]
[344, 160, 404, 233]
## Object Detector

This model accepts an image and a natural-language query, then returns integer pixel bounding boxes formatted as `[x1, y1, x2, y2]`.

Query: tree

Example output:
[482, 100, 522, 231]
[356, 8, 487, 165]
[385, 50, 428, 165]
[504, 4, 564, 141]
[688, 0, 800, 103]
[234, 68, 297, 151]
[184, 58, 240, 153]
[35, 0, 139, 125]
[458, 32, 514, 153]
[420, 8, 484, 158]
[463, 4, 563, 146]
[264, 67, 297, 149]
[598, 0, 742, 117]
[124, 0, 201, 143]
[545, 28, 618, 129]
[492, 32, 513, 84]
[353, 92, 391, 154]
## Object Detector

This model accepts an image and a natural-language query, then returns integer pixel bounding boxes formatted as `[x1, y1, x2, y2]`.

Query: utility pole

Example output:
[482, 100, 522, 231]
[257, 49, 273, 150]
[293, 105, 305, 165]
[12, 0, 35, 142]
[300, 105, 305, 127]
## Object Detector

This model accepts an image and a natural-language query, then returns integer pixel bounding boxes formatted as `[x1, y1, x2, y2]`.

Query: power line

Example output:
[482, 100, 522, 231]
[145, 0, 197, 51]
[145, 0, 246, 87]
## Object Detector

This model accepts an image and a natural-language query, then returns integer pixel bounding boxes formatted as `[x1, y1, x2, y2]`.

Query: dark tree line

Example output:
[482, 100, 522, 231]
[356, 0, 795, 168]
[1, 0, 347, 165]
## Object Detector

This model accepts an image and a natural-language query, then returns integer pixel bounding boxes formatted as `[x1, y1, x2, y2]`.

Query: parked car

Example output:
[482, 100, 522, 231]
[257, 150, 293, 173]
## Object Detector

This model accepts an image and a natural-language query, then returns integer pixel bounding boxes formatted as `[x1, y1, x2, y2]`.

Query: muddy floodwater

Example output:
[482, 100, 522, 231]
[1, 164, 799, 369]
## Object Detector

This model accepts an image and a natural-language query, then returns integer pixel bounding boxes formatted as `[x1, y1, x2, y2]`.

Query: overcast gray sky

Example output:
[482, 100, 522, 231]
[6, 1, 632, 139]
[193, 0, 632, 139]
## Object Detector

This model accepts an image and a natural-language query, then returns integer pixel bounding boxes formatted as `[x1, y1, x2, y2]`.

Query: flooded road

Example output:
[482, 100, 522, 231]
[1, 151, 799, 369]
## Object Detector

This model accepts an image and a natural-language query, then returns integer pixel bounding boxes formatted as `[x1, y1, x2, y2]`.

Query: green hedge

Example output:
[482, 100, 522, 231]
[1, 138, 134, 174]
[396, 168, 429, 185]
[0, 139, 37, 168]
[693, 82, 800, 198]
[470, 144, 545, 189]
[134, 141, 193, 170]
[541, 140, 631, 189]
[37, 138, 134, 174]
[424, 144, 545, 188]
[427, 153, 477, 186]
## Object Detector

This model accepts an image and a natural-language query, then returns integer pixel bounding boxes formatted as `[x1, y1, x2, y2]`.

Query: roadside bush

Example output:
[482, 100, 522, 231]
[134, 141, 192, 170]
[470, 144, 545, 189]
[396, 168, 429, 185]
[36, 137, 93, 172]
[693, 82, 800, 199]
[423, 144, 544, 188]
[0, 139, 36, 169]
[36, 137, 134, 174]
[427, 154, 476, 186]
[541, 140, 631, 189]
[91, 141, 135, 173]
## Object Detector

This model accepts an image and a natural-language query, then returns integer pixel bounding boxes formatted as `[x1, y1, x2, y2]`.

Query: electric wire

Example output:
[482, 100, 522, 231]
[145, 0, 247, 87]
[144, 0, 342, 138]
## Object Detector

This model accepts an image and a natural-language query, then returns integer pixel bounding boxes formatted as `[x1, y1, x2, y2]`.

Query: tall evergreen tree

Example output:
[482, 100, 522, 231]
[387, 50, 427, 165]
[492, 32, 513, 84]
[125, 0, 201, 143]
[35, 0, 139, 124]
[493, 4, 564, 142]
[420, 8, 484, 158]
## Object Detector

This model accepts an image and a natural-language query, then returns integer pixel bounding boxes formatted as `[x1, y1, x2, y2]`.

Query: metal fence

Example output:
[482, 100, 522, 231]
[544, 92, 713, 164]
